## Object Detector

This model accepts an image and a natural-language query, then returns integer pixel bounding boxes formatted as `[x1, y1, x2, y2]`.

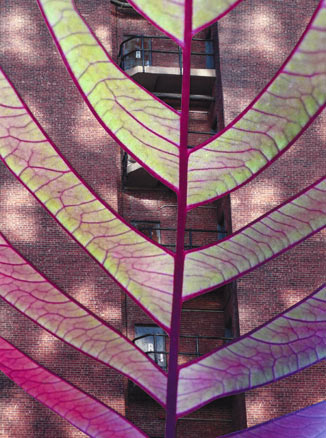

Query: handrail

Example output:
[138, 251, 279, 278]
[119, 48, 210, 60]
[133, 333, 233, 368]
[118, 34, 215, 73]
[130, 225, 227, 249]
[123, 34, 213, 42]
[133, 333, 233, 342]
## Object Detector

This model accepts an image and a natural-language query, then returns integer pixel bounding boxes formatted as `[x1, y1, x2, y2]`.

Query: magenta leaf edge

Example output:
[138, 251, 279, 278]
[0, 335, 149, 438]
[0, 230, 167, 406]
[177, 283, 326, 417]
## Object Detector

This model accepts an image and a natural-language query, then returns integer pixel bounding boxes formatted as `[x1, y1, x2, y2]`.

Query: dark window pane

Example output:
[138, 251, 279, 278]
[135, 325, 166, 369]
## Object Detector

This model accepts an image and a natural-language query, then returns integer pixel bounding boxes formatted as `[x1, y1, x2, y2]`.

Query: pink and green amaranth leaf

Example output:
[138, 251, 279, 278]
[0, 0, 325, 436]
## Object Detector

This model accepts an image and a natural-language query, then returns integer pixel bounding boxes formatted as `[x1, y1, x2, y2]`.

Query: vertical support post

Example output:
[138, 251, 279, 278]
[153, 333, 158, 365]
[178, 46, 182, 75]
[149, 37, 153, 66]
[195, 336, 200, 357]
[141, 35, 145, 72]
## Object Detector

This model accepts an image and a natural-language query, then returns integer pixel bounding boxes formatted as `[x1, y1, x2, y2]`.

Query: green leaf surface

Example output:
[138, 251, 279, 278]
[37, 0, 180, 189]
[0, 69, 175, 330]
[183, 179, 326, 299]
[187, 3, 326, 207]
[128, 0, 244, 44]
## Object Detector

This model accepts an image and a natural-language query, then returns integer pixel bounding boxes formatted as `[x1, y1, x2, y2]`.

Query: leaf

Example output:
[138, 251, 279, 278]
[0, 336, 148, 438]
[219, 401, 326, 438]
[0, 233, 167, 405]
[127, 0, 245, 45]
[0, 68, 175, 330]
[183, 178, 326, 300]
[178, 284, 326, 416]
[37, 0, 180, 190]
[187, 2, 326, 208]
[127, 0, 185, 45]
[192, 0, 245, 35]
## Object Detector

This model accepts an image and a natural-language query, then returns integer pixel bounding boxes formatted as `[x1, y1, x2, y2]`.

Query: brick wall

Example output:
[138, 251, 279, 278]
[218, 0, 326, 428]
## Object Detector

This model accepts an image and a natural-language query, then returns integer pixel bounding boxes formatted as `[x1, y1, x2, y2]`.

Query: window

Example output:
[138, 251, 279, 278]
[132, 221, 161, 243]
[205, 29, 215, 69]
[121, 36, 152, 70]
[205, 39, 214, 68]
[134, 325, 167, 369]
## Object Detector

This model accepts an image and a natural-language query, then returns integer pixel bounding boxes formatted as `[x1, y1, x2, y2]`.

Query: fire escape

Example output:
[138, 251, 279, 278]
[119, 33, 219, 188]
[117, 24, 244, 437]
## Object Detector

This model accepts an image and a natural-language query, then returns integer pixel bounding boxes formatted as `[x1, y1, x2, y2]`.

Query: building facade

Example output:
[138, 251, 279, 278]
[0, 0, 325, 437]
